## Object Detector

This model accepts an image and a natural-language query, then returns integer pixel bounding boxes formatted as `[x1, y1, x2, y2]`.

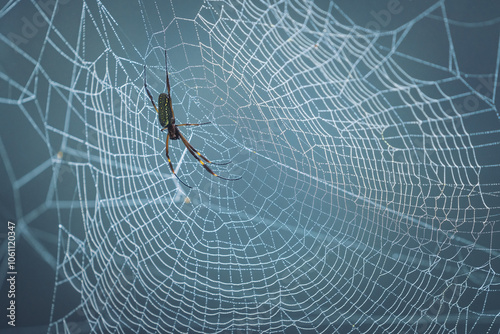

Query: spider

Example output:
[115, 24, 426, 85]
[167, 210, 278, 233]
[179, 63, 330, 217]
[144, 50, 241, 188]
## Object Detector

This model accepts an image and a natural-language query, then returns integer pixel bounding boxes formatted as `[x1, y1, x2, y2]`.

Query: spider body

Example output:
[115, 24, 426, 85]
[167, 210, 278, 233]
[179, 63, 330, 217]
[144, 50, 241, 188]
[157, 92, 179, 139]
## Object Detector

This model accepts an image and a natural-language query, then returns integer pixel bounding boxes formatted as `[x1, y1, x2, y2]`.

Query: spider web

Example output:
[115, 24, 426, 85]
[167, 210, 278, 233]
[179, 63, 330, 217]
[1, 0, 500, 333]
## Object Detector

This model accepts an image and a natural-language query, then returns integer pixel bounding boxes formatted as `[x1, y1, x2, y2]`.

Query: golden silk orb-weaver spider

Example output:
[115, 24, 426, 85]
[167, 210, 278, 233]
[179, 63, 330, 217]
[144, 50, 241, 188]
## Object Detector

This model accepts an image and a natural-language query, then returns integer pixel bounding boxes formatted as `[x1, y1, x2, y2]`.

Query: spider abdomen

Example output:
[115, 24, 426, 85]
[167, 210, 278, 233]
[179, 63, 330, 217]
[158, 93, 172, 128]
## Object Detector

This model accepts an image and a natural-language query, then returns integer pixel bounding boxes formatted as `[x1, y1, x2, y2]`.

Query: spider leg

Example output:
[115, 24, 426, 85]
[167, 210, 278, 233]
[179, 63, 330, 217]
[164, 50, 175, 119]
[165, 134, 192, 188]
[177, 122, 211, 127]
[176, 122, 230, 165]
[144, 66, 159, 113]
[178, 132, 242, 181]
[165, 50, 170, 96]
[180, 131, 231, 165]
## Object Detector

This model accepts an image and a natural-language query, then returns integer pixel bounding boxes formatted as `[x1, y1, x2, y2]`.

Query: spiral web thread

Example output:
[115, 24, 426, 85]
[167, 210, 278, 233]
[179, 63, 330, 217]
[1, 0, 499, 333]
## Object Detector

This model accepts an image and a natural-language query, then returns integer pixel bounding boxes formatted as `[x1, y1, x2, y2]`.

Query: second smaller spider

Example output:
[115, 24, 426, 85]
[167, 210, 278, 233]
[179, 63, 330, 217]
[144, 50, 241, 188]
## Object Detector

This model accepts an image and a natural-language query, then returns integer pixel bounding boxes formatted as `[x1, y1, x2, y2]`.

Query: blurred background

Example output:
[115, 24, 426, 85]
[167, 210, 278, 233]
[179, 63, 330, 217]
[1, 0, 499, 333]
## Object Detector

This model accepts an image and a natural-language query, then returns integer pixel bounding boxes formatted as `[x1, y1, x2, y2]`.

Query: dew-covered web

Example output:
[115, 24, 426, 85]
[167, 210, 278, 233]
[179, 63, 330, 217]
[1, 0, 500, 333]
